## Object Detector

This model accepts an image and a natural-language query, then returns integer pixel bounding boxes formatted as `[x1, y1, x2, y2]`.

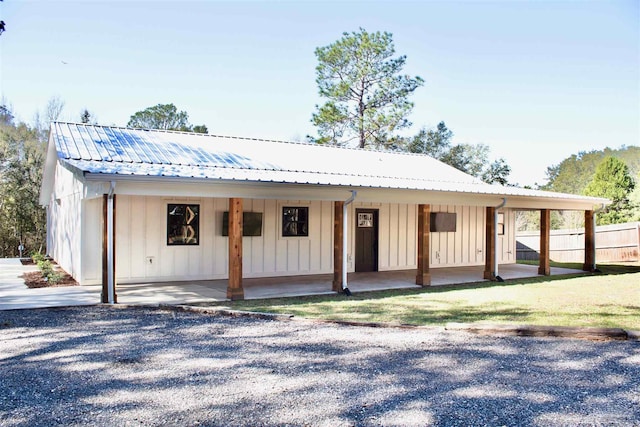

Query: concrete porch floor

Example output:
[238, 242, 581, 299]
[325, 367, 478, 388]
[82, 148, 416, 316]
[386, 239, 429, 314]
[116, 263, 585, 305]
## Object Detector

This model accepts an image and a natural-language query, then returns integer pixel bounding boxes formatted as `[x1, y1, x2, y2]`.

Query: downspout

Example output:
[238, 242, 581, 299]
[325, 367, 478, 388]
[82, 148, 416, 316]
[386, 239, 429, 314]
[591, 203, 606, 273]
[494, 198, 507, 282]
[107, 181, 116, 304]
[342, 190, 357, 296]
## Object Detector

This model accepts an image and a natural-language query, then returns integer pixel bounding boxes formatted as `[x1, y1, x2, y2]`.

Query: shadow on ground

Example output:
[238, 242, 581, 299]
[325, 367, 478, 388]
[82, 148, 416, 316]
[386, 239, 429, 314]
[0, 306, 638, 426]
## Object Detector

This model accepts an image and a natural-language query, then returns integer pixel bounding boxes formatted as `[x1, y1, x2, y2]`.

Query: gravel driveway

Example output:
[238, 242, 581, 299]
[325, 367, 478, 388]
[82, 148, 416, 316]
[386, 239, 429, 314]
[1, 306, 638, 427]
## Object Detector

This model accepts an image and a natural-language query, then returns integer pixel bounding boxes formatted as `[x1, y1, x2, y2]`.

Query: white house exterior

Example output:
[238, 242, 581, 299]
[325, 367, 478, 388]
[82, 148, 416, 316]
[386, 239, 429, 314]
[40, 123, 608, 301]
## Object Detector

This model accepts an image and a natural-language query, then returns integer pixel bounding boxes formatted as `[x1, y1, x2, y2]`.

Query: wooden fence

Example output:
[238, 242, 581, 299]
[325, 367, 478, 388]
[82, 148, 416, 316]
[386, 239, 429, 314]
[516, 222, 640, 263]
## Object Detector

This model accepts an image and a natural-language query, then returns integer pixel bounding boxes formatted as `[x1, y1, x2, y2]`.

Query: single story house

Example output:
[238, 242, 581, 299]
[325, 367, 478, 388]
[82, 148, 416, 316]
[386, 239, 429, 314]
[40, 122, 609, 302]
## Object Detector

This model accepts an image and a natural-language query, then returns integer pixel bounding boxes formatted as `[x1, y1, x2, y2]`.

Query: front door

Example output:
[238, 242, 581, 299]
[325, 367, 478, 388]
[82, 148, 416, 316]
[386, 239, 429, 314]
[355, 209, 378, 272]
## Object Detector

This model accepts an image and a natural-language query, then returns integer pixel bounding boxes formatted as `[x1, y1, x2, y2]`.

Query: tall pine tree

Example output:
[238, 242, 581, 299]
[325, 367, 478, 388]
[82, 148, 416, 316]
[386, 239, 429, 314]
[310, 29, 423, 149]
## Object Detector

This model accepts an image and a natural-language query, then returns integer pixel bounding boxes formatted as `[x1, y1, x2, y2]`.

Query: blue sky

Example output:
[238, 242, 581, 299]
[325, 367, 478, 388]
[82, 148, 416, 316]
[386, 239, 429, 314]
[1, 0, 638, 186]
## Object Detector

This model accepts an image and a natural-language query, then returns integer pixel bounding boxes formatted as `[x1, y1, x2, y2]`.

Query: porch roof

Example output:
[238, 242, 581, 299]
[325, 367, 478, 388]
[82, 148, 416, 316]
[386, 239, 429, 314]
[42, 122, 609, 210]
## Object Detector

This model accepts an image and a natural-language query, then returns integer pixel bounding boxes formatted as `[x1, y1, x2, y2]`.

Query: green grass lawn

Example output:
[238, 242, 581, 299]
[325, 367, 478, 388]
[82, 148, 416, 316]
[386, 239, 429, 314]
[220, 263, 640, 330]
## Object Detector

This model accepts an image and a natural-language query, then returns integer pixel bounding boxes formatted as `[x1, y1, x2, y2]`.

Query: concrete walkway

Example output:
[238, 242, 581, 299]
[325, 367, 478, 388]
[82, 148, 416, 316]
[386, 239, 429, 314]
[1, 258, 586, 310]
[0, 259, 101, 310]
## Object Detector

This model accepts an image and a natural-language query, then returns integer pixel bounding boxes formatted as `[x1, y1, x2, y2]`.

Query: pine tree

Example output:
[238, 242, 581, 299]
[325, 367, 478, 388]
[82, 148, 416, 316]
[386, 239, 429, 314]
[310, 29, 423, 149]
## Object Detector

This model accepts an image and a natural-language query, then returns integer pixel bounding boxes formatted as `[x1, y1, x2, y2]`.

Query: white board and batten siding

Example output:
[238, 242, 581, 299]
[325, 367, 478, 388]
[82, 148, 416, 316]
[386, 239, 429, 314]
[100, 197, 335, 285]
[424, 205, 515, 267]
[499, 209, 517, 264]
[47, 162, 84, 280]
[356, 202, 417, 271]
[77, 196, 516, 285]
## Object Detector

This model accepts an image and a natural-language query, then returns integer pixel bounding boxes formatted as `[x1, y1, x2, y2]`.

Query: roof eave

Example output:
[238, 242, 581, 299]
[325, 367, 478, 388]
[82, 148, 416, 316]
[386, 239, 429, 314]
[81, 172, 609, 210]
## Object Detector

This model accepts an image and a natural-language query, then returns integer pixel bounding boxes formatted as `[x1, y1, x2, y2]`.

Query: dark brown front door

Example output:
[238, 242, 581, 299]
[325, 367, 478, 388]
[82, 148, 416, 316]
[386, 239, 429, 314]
[355, 209, 378, 272]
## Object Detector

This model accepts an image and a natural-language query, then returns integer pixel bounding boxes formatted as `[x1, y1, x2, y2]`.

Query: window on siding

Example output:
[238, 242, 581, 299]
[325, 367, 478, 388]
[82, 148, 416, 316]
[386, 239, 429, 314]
[282, 206, 308, 237]
[167, 204, 200, 245]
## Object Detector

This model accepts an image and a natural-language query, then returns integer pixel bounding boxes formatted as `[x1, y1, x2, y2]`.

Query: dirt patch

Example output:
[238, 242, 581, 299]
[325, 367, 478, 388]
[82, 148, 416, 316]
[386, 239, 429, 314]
[20, 257, 79, 288]
[22, 270, 79, 288]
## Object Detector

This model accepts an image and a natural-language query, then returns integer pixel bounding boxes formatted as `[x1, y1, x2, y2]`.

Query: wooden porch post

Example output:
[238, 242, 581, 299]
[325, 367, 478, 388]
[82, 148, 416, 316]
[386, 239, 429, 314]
[583, 210, 595, 272]
[416, 204, 431, 286]
[101, 194, 117, 303]
[484, 206, 496, 280]
[539, 209, 551, 276]
[332, 201, 344, 292]
[227, 197, 244, 300]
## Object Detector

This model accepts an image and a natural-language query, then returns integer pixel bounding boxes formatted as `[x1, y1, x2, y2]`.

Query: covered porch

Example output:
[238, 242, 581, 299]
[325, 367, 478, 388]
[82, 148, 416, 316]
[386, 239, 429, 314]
[114, 263, 586, 305]
[99, 197, 600, 304]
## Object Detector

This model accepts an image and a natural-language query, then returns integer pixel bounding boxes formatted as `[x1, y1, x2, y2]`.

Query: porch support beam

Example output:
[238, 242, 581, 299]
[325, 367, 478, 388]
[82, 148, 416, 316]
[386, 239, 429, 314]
[101, 192, 117, 303]
[332, 201, 344, 292]
[484, 206, 496, 280]
[416, 204, 431, 286]
[583, 210, 595, 272]
[227, 197, 244, 300]
[538, 208, 551, 276]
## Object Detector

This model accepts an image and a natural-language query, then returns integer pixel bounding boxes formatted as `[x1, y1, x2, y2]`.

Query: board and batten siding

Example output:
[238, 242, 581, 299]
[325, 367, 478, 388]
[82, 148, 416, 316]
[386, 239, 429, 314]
[77, 195, 516, 285]
[499, 209, 517, 264]
[357, 202, 417, 271]
[111, 196, 226, 284]
[47, 162, 84, 280]
[423, 205, 515, 267]
[80, 197, 103, 284]
[429, 205, 485, 267]
[108, 196, 335, 284]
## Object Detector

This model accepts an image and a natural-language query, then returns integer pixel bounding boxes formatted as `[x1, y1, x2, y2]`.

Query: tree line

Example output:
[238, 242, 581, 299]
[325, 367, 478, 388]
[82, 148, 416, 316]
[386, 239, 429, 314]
[541, 147, 638, 228]
[0, 106, 47, 257]
[515, 146, 639, 231]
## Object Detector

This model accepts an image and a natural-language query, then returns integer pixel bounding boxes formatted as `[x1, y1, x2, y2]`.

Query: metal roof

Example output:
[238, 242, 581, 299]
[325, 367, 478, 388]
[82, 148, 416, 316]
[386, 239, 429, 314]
[48, 122, 608, 205]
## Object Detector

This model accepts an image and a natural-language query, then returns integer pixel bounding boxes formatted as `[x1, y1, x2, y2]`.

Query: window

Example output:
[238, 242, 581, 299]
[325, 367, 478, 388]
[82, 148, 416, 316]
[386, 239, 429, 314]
[497, 213, 505, 236]
[282, 206, 308, 237]
[167, 204, 199, 245]
[358, 212, 374, 227]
